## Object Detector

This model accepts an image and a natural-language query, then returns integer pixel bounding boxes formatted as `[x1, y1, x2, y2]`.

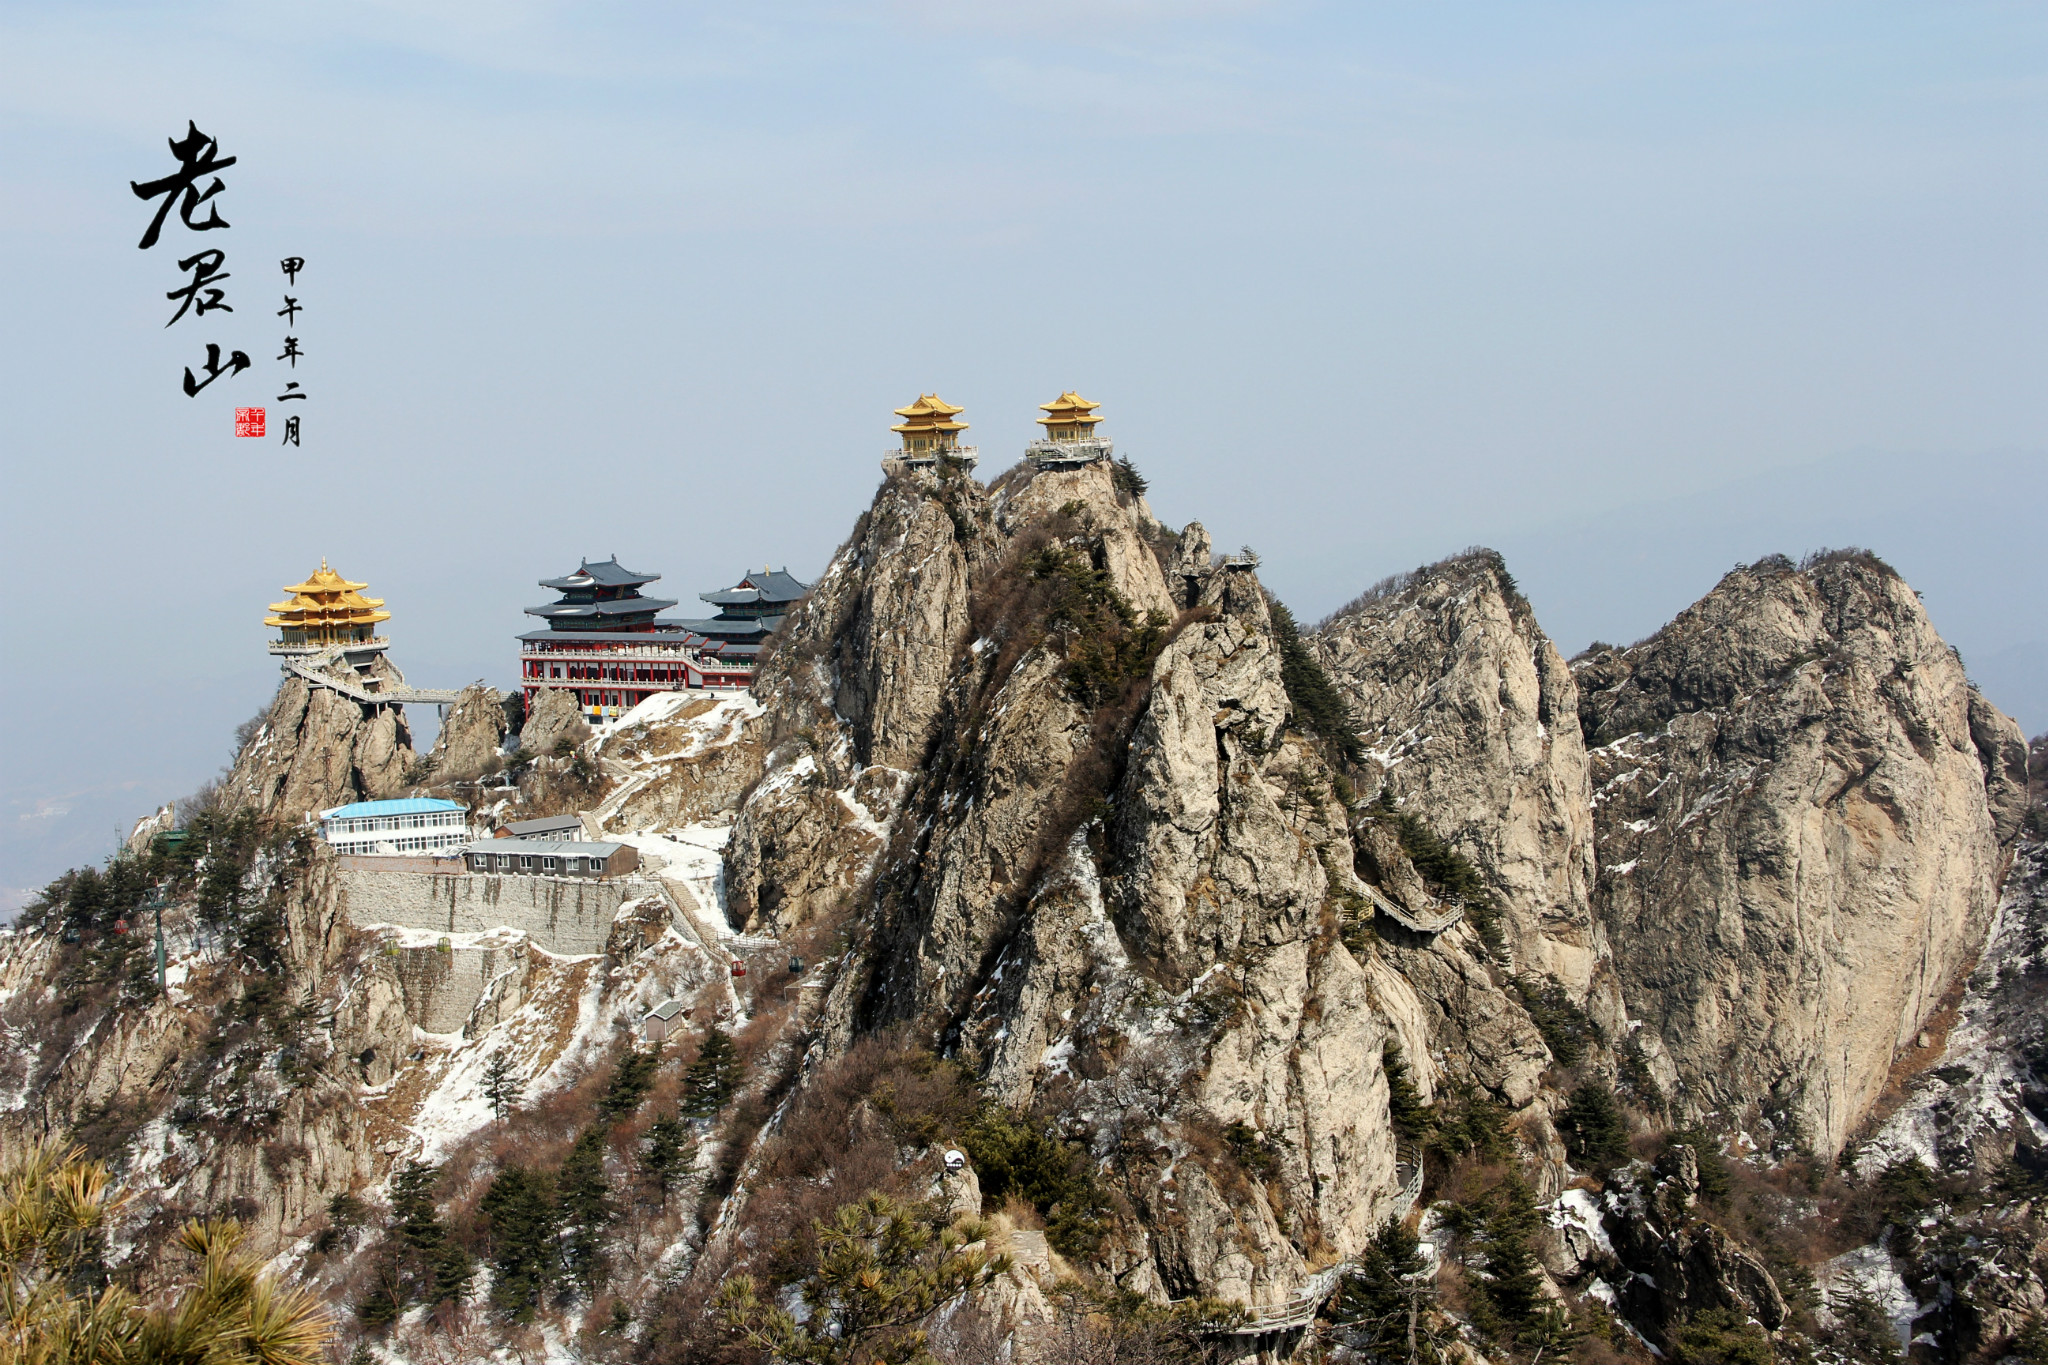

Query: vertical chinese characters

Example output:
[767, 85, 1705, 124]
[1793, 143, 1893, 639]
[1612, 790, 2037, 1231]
[278, 255, 306, 446]
[131, 121, 249, 399]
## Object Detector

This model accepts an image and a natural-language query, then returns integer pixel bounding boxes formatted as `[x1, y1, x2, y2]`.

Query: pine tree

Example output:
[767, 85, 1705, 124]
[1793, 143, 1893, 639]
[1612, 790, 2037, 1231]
[0, 1143, 330, 1361]
[482, 1051, 520, 1118]
[1334, 1219, 1441, 1365]
[557, 1126, 615, 1292]
[1269, 601, 1364, 765]
[367, 1161, 465, 1310]
[598, 1045, 658, 1120]
[1475, 1174, 1548, 1334]
[681, 1028, 745, 1119]
[1383, 1042, 1434, 1143]
[642, 1110, 696, 1207]
[1111, 456, 1149, 498]
[714, 1194, 1004, 1365]
[389, 1161, 443, 1253]
[430, 1239, 475, 1306]
[356, 1248, 404, 1327]
[1559, 1080, 1629, 1169]
[481, 1165, 560, 1321]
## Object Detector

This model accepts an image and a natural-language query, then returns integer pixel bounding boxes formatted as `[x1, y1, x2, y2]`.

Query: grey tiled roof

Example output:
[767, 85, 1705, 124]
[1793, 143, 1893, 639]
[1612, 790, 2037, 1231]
[461, 840, 624, 857]
[525, 596, 679, 619]
[503, 816, 584, 838]
[539, 558, 659, 590]
[671, 615, 777, 639]
[702, 569, 807, 605]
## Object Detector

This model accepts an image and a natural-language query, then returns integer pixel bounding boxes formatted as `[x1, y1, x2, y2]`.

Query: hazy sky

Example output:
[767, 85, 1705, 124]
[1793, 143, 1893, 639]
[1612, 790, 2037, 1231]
[3, 1, 2043, 909]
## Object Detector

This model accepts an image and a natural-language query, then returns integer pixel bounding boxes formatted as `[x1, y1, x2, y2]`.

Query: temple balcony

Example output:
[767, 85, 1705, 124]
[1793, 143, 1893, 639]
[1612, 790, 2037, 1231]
[269, 636, 389, 657]
[1026, 436, 1114, 466]
[520, 640, 717, 660]
[884, 444, 979, 465]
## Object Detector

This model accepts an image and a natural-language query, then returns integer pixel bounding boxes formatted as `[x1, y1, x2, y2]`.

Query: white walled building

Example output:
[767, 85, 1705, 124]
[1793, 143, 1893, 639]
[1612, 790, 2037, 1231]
[319, 798, 471, 856]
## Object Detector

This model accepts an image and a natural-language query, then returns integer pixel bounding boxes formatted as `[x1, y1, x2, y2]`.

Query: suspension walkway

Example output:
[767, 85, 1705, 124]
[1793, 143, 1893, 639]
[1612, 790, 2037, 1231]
[1361, 881, 1465, 936]
[282, 657, 467, 707]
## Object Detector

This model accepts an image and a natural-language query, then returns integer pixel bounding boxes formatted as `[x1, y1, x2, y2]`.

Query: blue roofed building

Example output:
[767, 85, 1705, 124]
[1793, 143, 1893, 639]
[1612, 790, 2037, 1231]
[319, 797, 472, 856]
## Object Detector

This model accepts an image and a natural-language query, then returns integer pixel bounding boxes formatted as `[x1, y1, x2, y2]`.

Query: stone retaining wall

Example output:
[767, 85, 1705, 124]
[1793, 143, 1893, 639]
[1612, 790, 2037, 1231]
[391, 938, 531, 1034]
[338, 867, 646, 956]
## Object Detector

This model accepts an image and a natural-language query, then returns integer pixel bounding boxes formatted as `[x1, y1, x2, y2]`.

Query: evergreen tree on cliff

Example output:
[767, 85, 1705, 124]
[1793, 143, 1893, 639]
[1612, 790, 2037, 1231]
[680, 1027, 744, 1119]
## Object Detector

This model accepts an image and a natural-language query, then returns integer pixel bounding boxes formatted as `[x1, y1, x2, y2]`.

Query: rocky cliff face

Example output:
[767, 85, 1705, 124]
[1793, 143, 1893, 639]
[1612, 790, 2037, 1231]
[518, 684, 592, 760]
[719, 466, 993, 936]
[425, 683, 509, 779]
[1575, 552, 2027, 1158]
[220, 655, 418, 819]
[4, 463, 2035, 1365]
[1311, 550, 1602, 997]
[726, 461, 1567, 1308]
[1845, 832, 2048, 1359]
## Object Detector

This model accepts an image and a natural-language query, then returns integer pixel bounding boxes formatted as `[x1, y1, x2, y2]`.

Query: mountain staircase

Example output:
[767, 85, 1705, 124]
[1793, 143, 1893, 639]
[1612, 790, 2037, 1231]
[1362, 882, 1464, 936]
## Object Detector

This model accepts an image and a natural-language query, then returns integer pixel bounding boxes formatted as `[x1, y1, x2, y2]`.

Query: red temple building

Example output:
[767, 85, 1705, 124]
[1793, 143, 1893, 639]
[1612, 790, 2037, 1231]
[519, 558, 807, 722]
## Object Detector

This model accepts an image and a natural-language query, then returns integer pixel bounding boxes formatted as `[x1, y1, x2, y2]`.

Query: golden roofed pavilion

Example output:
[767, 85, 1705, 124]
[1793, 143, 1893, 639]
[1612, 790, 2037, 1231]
[1036, 390, 1104, 442]
[890, 393, 970, 457]
[265, 560, 391, 652]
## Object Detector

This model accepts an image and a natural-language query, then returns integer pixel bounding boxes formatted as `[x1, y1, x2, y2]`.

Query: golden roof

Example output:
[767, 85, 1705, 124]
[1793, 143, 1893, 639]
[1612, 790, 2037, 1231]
[281, 563, 371, 596]
[1036, 390, 1103, 426]
[891, 392, 969, 435]
[264, 558, 392, 630]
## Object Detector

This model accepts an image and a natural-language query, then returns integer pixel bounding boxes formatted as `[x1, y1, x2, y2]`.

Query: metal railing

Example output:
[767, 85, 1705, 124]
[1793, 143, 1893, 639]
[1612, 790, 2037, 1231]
[269, 637, 388, 655]
[1026, 437, 1113, 464]
[282, 658, 464, 705]
[1363, 882, 1464, 936]
[884, 445, 979, 462]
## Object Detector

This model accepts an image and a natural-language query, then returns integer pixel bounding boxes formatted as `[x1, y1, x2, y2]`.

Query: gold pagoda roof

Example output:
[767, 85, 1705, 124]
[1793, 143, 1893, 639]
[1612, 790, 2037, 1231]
[281, 563, 370, 596]
[891, 393, 969, 434]
[1036, 390, 1103, 426]
[265, 559, 391, 629]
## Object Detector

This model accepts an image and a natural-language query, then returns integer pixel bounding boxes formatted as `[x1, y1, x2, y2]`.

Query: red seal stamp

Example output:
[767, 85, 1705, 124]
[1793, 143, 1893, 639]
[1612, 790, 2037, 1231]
[235, 407, 266, 437]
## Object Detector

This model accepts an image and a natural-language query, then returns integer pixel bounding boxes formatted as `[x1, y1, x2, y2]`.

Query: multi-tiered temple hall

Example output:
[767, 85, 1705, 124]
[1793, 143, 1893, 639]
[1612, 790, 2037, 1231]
[519, 558, 807, 722]
[266, 561, 391, 657]
[887, 394, 977, 467]
[1028, 390, 1113, 467]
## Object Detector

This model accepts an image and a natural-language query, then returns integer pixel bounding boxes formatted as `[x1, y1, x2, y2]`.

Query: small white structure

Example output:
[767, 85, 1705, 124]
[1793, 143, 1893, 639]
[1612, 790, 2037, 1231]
[643, 999, 689, 1043]
[319, 797, 470, 856]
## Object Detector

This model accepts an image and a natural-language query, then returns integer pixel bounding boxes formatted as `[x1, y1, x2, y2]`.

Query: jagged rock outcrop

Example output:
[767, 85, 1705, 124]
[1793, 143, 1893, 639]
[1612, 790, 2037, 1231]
[1854, 831, 2048, 1359]
[1576, 552, 2027, 1157]
[767, 463, 1555, 1306]
[1312, 550, 1603, 998]
[1601, 1152, 1789, 1346]
[19, 439, 2038, 1365]
[517, 684, 591, 760]
[124, 802, 176, 856]
[426, 683, 509, 779]
[775, 465, 996, 771]
[590, 694, 768, 834]
[725, 467, 994, 934]
[220, 656, 417, 818]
